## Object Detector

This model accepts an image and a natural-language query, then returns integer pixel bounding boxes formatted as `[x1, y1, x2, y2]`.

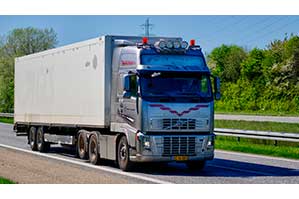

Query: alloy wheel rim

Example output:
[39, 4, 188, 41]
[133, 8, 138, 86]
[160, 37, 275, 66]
[120, 143, 127, 160]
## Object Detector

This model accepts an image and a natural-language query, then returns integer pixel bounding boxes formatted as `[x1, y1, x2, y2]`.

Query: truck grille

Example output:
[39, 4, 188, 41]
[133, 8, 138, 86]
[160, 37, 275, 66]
[163, 137, 196, 156]
[162, 118, 196, 130]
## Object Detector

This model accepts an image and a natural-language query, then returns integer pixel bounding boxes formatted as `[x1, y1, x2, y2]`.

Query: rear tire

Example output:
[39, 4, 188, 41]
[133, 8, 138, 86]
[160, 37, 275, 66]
[77, 131, 88, 159]
[88, 134, 100, 165]
[186, 160, 206, 171]
[36, 127, 50, 152]
[117, 136, 132, 171]
[29, 126, 37, 151]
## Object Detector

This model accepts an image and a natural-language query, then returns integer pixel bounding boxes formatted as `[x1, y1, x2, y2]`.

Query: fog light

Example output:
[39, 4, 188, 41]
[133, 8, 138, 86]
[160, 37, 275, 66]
[144, 141, 151, 149]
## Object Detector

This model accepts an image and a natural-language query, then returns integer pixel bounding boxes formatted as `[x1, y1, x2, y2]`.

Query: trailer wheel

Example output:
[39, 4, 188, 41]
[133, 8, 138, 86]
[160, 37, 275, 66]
[186, 160, 206, 171]
[117, 136, 132, 171]
[29, 126, 37, 151]
[77, 131, 88, 159]
[88, 134, 100, 165]
[36, 127, 50, 152]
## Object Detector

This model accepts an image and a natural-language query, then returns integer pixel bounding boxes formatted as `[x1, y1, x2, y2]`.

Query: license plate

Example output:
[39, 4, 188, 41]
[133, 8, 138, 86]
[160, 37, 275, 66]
[174, 156, 188, 161]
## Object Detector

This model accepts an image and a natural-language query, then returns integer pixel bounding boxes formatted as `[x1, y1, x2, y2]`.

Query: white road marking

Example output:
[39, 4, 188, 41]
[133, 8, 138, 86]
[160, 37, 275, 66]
[0, 143, 173, 184]
[216, 150, 299, 163]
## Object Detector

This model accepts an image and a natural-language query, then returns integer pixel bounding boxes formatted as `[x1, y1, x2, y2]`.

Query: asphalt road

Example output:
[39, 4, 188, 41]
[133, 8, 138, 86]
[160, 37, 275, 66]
[0, 122, 299, 184]
[215, 114, 299, 123]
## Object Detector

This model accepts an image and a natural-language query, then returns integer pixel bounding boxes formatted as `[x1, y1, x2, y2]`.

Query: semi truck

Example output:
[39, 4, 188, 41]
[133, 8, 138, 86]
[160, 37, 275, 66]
[14, 35, 220, 171]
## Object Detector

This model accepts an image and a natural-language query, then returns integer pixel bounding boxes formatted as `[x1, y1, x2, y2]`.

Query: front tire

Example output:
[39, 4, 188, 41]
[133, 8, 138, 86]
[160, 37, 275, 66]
[186, 160, 206, 171]
[89, 134, 100, 165]
[117, 136, 132, 171]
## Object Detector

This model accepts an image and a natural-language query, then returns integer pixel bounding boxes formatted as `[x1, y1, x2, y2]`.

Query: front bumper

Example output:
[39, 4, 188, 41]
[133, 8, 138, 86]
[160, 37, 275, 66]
[130, 134, 214, 163]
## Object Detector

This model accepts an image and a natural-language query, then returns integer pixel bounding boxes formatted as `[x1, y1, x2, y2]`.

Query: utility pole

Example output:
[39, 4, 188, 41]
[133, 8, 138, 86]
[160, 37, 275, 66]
[140, 18, 154, 37]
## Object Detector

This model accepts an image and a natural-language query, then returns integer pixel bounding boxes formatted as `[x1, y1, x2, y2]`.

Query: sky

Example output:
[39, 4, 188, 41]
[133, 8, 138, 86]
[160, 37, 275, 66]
[0, 15, 299, 53]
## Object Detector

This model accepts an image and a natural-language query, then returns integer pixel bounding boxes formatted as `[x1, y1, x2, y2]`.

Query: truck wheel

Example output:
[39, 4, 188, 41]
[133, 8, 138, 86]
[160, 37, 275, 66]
[117, 136, 132, 171]
[186, 160, 206, 171]
[36, 127, 50, 152]
[77, 131, 88, 159]
[88, 134, 100, 165]
[29, 126, 37, 151]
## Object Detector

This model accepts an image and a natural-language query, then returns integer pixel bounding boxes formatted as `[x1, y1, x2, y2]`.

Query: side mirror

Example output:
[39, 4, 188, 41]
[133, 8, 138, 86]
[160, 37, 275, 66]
[123, 75, 131, 92]
[123, 91, 132, 98]
[214, 76, 221, 100]
[123, 75, 132, 98]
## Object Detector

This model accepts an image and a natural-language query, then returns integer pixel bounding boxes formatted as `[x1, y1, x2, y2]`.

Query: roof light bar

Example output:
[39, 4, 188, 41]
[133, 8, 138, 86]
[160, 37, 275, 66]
[154, 40, 189, 51]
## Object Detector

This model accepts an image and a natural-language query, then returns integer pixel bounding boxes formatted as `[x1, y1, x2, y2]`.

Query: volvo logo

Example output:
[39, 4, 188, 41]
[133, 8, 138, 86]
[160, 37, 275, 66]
[174, 120, 186, 128]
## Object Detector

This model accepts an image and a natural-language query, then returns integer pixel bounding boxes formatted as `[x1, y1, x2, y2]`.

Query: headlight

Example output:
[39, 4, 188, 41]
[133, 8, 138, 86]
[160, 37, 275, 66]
[207, 136, 214, 147]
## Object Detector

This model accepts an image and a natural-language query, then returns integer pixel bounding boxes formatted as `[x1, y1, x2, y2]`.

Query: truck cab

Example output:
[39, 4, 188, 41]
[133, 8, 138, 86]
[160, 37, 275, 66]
[111, 37, 220, 170]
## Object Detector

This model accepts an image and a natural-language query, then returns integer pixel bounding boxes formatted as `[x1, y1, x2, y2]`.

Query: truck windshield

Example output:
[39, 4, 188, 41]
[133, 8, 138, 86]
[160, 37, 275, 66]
[140, 73, 212, 102]
[141, 55, 205, 67]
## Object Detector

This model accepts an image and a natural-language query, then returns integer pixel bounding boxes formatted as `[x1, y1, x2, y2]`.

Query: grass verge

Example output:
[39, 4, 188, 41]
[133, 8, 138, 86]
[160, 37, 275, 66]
[215, 120, 299, 133]
[215, 136, 299, 159]
[0, 177, 15, 184]
[0, 117, 13, 124]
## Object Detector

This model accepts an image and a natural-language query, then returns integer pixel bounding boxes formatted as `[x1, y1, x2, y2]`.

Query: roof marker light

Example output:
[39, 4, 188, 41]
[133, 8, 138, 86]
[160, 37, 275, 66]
[190, 39, 196, 46]
[142, 37, 148, 44]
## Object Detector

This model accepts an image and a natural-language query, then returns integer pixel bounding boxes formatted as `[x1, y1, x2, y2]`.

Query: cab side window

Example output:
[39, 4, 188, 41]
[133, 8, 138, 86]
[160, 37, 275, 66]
[201, 76, 208, 93]
[130, 75, 137, 97]
[200, 75, 212, 97]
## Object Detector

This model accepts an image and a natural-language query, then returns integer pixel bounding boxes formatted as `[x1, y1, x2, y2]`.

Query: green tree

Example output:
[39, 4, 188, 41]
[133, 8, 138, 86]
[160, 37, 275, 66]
[0, 27, 57, 112]
[241, 48, 264, 81]
[208, 44, 247, 82]
[211, 35, 299, 114]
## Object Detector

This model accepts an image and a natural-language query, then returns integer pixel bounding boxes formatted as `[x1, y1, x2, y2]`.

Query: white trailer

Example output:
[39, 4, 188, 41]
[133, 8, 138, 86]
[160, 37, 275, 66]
[14, 35, 220, 171]
[15, 37, 111, 127]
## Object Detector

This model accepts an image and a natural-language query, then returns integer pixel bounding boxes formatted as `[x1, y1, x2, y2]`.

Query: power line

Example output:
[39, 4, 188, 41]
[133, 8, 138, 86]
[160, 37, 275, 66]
[245, 17, 299, 44]
[226, 16, 285, 44]
[204, 16, 251, 42]
[223, 16, 275, 41]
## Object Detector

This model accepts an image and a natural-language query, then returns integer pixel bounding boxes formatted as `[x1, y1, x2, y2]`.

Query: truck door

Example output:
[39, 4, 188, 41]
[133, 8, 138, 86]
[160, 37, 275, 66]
[122, 74, 138, 125]
[118, 52, 138, 127]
